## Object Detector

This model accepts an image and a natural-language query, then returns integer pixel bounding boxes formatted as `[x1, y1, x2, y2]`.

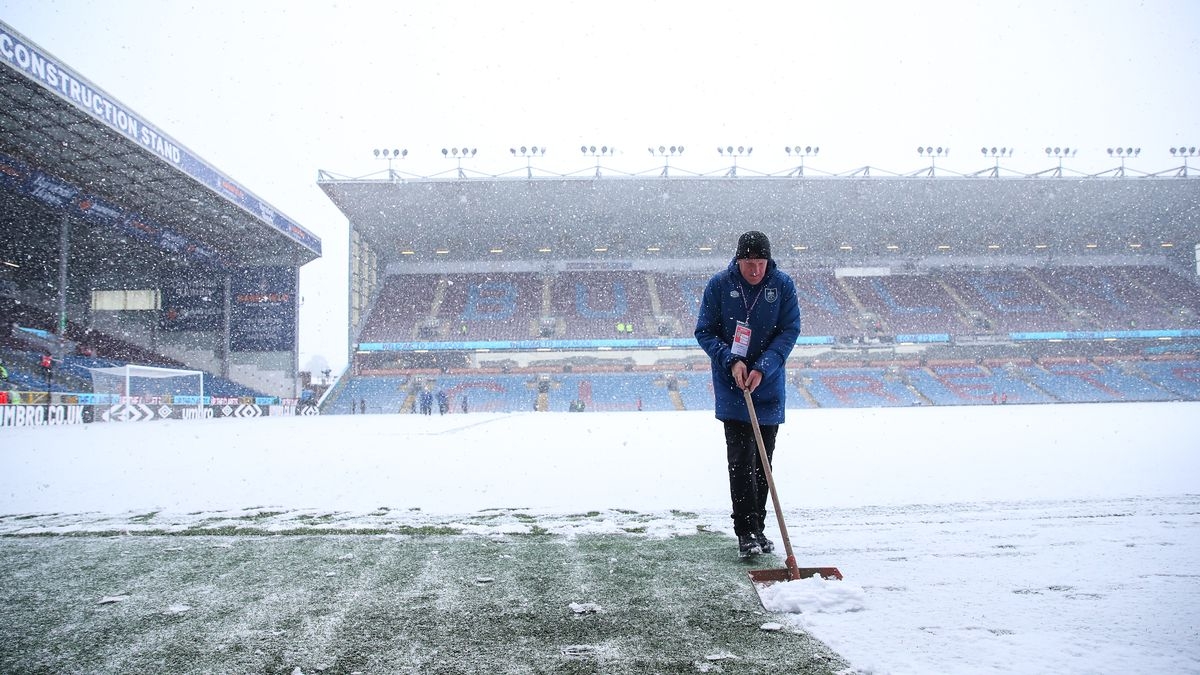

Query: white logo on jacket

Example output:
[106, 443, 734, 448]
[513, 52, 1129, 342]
[765, 287, 778, 303]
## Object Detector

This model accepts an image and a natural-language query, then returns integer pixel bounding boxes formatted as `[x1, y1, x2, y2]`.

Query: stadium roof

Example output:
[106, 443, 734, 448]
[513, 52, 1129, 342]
[318, 173, 1200, 264]
[0, 21, 320, 271]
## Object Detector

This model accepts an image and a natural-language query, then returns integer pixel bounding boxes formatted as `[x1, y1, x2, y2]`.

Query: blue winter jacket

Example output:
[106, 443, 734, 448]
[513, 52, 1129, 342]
[694, 258, 801, 425]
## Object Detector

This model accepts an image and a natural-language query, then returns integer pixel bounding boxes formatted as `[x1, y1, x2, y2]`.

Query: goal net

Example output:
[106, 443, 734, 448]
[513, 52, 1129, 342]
[88, 364, 205, 414]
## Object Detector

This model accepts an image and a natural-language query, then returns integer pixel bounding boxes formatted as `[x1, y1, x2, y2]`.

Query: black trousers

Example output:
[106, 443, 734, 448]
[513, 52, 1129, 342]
[724, 420, 777, 537]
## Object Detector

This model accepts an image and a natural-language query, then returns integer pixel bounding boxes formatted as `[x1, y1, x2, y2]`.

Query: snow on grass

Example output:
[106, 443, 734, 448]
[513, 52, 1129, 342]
[758, 576, 867, 614]
[1, 401, 1198, 674]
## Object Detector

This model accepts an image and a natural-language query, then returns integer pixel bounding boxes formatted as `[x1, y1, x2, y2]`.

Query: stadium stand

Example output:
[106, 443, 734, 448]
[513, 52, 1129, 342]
[1024, 359, 1174, 403]
[449, 272, 545, 340]
[302, 90, 1200, 416]
[551, 270, 653, 340]
[792, 273, 864, 338]
[341, 266, 1200, 346]
[327, 261, 1200, 413]
[1132, 358, 1200, 399]
[653, 273, 707, 335]
[903, 363, 1053, 406]
[1, 20, 321, 422]
[838, 274, 961, 336]
[800, 366, 917, 408]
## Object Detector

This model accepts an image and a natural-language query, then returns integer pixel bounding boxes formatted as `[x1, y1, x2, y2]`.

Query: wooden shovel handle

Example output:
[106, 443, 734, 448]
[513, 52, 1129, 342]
[743, 388, 801, 580]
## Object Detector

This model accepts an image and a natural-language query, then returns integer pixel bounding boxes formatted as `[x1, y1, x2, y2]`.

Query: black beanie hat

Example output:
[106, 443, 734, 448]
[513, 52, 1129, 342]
[735, 231, 771, 260]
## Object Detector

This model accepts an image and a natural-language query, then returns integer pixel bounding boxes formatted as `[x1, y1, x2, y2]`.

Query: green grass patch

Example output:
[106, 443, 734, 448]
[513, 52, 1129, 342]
[294, 513, 338, 523]
[0, 532, 851, 674]
[467, 513, 504, 521]
[2, 524, 465, 538]
[235, 511, 288, 521]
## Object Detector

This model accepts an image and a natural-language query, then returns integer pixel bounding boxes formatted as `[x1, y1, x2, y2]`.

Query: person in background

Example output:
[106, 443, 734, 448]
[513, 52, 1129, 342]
[694, 231, 801, 558]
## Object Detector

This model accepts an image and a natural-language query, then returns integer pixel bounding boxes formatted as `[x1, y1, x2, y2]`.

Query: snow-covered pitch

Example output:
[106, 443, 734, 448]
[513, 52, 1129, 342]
[1, 402, 1198, 674]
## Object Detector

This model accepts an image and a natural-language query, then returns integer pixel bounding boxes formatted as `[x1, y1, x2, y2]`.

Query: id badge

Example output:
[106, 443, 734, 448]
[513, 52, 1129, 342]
[732, 321, 752, 357]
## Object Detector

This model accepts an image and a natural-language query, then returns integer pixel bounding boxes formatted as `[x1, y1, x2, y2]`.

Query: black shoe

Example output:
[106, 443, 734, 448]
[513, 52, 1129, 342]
[738, 534, 762, 558]
[754, 532, 775, 554]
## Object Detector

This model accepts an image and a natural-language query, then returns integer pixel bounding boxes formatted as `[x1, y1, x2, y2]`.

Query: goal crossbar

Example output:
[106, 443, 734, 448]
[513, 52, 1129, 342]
[87, 364, 205, 407]
[88, 365, 204, 379]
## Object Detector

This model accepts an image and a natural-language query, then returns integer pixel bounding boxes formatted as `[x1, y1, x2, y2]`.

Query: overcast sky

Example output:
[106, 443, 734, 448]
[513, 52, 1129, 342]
[1, 0, 1198, 372]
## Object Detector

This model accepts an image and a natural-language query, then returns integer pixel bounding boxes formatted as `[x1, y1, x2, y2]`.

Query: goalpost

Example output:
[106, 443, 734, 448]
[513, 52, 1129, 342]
[88, 364, 205, 418]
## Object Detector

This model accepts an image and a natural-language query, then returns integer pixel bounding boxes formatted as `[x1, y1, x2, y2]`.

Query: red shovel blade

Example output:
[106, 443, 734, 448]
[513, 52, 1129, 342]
[748, 566, 843, 586]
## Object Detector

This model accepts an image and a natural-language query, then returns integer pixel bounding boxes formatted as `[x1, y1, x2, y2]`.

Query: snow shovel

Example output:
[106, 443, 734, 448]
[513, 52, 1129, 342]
[742, 388, 842, 593]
